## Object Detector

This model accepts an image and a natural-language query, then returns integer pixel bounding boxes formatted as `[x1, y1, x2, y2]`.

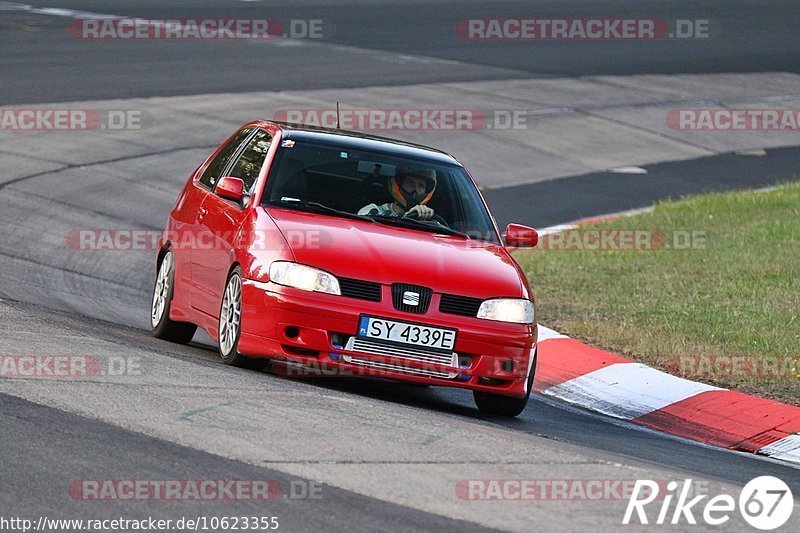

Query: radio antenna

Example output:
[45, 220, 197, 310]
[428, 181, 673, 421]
[336, 102, 340, 129]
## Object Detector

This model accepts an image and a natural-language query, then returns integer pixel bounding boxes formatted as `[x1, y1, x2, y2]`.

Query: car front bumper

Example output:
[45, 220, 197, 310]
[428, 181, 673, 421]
[237, 279, 537, 397]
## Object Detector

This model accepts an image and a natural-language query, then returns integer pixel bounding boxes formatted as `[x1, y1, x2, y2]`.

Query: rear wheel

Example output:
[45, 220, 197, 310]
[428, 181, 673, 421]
[218, 267, 266, 370]
[473, 352, 537, 417]
[151, 250, 197, 344]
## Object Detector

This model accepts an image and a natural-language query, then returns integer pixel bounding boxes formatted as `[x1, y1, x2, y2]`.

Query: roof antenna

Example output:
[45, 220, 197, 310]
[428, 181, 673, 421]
[336, 102, 340, 129]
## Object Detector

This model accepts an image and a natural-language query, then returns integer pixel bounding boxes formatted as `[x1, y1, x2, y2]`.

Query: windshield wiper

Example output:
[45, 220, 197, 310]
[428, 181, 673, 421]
[271, 198, 373, 222]
[370, 214, 470, 239]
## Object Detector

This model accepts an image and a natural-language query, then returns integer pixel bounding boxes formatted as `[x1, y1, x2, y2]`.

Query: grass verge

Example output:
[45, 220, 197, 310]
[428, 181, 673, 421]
[515, 182, 800, 405]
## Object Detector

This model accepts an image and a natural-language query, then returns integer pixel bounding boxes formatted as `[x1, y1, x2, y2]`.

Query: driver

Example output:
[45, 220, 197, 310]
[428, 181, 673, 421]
[358, 169, 437, 220]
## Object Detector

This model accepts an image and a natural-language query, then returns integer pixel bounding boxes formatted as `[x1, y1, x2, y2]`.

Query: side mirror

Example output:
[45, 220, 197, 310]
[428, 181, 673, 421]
[503, 223, 538, 248]
[216, 176, 245, 203]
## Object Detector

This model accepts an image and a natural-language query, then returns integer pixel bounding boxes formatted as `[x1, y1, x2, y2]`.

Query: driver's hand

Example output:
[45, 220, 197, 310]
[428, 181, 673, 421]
[408, 204, 434, 220]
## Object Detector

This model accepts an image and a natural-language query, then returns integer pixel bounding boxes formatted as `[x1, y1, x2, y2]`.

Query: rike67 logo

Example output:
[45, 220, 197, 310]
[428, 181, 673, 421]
[624, 476, 794, 529]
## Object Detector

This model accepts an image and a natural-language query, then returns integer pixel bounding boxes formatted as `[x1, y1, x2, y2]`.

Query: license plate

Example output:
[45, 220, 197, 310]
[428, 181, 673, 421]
[357, 315, 457, 353]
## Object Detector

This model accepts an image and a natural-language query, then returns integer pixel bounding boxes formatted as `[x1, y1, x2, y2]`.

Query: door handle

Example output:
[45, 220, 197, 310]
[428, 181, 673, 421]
[198, 207, 207, 220]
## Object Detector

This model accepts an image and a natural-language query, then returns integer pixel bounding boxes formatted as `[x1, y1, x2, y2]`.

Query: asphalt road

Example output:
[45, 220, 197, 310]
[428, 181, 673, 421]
[1, 0, 799, 104]
[0, 392, 489, 533]
[2, 1, 800, 531]
[1, 298, 798, 532]
[484, 146, 800, 229]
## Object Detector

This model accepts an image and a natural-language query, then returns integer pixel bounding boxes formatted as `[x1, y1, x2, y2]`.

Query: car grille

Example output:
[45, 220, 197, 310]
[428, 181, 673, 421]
[337, 276, 482, 318]
[391, 283, 432, 314]
[439, 293, 483, 317]
[343, 337, 458, 379]
[339, 277, 382, 302]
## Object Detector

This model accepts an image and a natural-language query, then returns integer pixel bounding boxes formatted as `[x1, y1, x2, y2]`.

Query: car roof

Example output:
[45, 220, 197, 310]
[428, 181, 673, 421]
[260, 121, 462, 166]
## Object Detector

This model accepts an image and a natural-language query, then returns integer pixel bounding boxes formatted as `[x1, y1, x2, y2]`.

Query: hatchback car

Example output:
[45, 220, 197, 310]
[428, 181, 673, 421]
[151, 121, 539, 416]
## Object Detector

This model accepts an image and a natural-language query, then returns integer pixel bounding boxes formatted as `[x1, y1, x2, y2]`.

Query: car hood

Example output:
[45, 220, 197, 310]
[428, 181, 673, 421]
[265, 207, 528, 299]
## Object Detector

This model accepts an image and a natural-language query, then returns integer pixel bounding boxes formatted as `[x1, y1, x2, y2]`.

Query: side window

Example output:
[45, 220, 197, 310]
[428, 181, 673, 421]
[227, 129, 273, 194]
[199, 128, 254, 189]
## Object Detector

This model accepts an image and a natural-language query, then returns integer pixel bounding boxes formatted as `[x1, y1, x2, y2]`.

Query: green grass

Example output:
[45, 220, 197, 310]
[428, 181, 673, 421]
[515, 182, 800, 405]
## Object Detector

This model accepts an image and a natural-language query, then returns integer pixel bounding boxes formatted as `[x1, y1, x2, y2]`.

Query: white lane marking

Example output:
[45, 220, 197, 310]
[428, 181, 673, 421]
[28, 7, 117, 18]
[543, 363, 722, 419]
[537, 206, 656, 236]
[268, 39, 306, 47]
[536, 324, 568, 343]
[8, 3, 475, 68]
[585, 206, 655, 220]
[8, 5, 260, 40]
[608, 166, 648, 174]
[0, 3, 121, 18]
[735, 149, 767, 157]
[759, 434, 800, 465]
[0, 2, 31, 10]
[537, 223, 578, 237]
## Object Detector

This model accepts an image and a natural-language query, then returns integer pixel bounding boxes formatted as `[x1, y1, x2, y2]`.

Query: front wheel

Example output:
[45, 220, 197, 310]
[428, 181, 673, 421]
[151, 250, 197, 344]
[473, 352, 537, 417]
[218, 267, 266, 369]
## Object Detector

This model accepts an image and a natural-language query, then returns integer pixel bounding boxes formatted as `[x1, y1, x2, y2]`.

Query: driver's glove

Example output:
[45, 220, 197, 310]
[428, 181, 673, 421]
[407, 204, 434, 220]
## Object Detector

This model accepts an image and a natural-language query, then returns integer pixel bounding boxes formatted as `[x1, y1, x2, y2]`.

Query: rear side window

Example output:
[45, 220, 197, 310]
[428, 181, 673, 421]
[199, 128, 254, 189]
[227, 129, 273, 194]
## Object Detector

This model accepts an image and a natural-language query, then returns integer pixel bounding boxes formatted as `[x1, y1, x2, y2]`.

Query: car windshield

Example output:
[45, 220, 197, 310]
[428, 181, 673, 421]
[262, 139, 499, 243]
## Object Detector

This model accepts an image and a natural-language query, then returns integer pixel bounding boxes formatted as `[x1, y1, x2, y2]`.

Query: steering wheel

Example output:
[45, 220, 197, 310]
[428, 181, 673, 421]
[404, 210, 449, 227]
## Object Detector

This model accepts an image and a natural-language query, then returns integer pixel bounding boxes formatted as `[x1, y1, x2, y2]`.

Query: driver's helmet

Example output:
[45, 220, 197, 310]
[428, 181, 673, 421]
[388, 169, 437, 209]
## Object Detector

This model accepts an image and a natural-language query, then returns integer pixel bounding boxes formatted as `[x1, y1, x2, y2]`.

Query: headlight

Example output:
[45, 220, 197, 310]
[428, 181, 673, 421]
[269, 261, 341, 295]
[477, 298, 534, 324]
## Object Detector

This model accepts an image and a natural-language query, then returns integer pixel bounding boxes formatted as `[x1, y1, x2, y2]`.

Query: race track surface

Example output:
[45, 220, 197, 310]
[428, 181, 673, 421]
[1, 1, 799, 531]
[2, 0, 798, 104]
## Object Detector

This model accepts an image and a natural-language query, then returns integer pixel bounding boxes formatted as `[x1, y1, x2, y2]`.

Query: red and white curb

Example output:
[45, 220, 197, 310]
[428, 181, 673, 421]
[531, 213, 800, 466]
[536, 206, 654, 238]
[534, 325, 800, 465]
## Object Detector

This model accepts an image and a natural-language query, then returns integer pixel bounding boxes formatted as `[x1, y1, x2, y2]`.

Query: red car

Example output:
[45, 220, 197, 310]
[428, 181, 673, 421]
[151, 121, 539, 416]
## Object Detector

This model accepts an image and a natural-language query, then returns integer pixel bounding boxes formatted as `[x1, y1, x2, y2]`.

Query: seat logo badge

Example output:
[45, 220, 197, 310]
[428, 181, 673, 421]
[402, 291, 420, 306]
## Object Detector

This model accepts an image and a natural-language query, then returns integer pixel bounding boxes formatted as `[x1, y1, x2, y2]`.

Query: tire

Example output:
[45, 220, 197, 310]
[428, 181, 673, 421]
[151, 250, 197, 344]
[473, 351, 537, 417]
[218, 266, 266, 370]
